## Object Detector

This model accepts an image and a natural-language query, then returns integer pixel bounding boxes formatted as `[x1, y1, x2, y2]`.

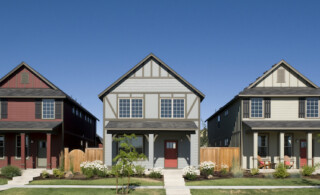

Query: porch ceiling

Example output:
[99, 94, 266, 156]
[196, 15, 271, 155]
[243, 121, 320, 130]
[105, 120, 198, 131]
[0, 121, 62, 131]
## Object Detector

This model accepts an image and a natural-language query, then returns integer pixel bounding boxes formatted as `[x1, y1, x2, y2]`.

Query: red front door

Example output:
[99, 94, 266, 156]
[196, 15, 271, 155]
[300, 139, 307, 167]
[164, 140, 178, 168]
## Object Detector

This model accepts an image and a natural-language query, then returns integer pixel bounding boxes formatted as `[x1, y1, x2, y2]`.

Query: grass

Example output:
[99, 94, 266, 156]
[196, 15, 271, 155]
[191, 189, 320, 195]
[186, 178, 320, 186]
[0, 178, 8, 185]
[0, 188, 165, 195]
[29, 177, 163, 186]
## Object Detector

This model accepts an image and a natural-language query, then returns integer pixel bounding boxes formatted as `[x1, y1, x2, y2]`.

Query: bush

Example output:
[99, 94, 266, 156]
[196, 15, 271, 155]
[200, 161, 215, 177]
[231, 159, 243, 178]
[183, 166, 198, 180]
[85, 168, 94, 178]
[220, 164, 229, 176]
[302, 166, 315, 176]
[273, 163, 290, 178]
[41, 170, 49, 178]
[53, 169, 64, 178]
[135, 165, 145, 177]
[1, 165, 21, 178]
[80, 160, 109, 178]
[149, 167, 162, 179]
[250, 168, 259, 176]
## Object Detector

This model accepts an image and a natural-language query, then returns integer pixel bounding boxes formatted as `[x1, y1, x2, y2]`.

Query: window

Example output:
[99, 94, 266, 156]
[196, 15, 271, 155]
[224, 138, 229, 146]
[306, 98, 319, 118]
[16, 135, 29, 158]
[258, 134, 268, 157]
[160, 99, 185, 118]
[76, 109, 79, 116]
[79, 112, 82, 118]
[225, 110, 229, 116]
[0, 136, 4, 158]
[119, 99, 143, 118]
[251, 98, 263, 118]
[166, 141, 176, 149]
[21, 72, 29, 84]
[217, 115, 221, 128]
[284, 134, 293, 157]
[72, 107, 75, 114]
[42, 99, 55, 119]
[118, 135, 144, 154]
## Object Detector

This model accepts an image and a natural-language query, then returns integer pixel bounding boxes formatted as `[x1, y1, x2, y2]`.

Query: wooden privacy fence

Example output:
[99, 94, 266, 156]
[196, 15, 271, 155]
[200, 147, 240, 170]
[64, 148, 103, 172]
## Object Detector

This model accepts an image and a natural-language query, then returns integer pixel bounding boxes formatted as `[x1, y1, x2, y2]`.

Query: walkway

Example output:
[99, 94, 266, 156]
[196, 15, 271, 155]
[7, 169, 50, 186]
[163, 169, 190, 195]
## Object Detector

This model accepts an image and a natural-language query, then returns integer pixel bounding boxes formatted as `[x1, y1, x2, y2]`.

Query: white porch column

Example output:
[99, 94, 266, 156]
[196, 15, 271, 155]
[307, 132, 313, 166]
[279, 132, 285, 163]
[253, 132, 258, 168]
[105, 131, 113, 166]
[148, 134, 154, 168]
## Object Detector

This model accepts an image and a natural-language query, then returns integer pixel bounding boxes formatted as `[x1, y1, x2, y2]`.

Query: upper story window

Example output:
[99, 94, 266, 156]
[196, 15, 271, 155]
[42, 99, 55, 119]
[306, 98, 319, 118]
[119, 99, 143, 118]
[224, 110, 229, 116]
[160, 99, 185, 118]
[251, 98, 263, 118]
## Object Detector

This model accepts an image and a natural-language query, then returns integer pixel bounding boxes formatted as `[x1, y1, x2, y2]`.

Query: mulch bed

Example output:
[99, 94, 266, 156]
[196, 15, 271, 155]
[0, 175, 11, 180]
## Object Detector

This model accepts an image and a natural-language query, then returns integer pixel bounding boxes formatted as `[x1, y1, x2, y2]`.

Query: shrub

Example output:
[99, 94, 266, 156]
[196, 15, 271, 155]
[85, 168, 94, 178]
[183, 166, 198, 180]
[41, 170, 49, 178]
[231, 159, 243, 178]
[250, 168, 259, 176]
[0, 165, 21, 178]
[302, 166, 315, 176]
[80, 160, 109, 178]
[273, 163, 290, 178]
[149, 167, 162, 179]
[135, 165, 145, 177]
[199, 161, 215, 177]
[220, 164, 229, 176]
[53, 169, 64, 178]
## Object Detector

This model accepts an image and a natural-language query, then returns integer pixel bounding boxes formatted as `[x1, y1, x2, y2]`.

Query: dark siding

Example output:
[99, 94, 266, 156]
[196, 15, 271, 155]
[264, 98, 271, 118]
[299, 98, 306, 118]
[35, 99, 42, 119]
[243, 98, 250, 118]
[55, 99, 62, 119]
[1, 99, 8, 119]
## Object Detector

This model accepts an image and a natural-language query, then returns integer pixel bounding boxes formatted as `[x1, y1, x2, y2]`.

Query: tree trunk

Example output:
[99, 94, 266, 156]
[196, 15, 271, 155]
[126, 176, 130, 194]
[116, 175, 118, 194]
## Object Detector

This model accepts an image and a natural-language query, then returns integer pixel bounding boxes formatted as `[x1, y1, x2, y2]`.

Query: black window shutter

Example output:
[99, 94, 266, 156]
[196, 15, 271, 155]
[299, 98, 306, 118]
[264, 98, 271, 118]
[243, 98, 250, 118]
[35, 99, 42, 119]
[55, 99, 62, 119]
[1, 99, 8, 119]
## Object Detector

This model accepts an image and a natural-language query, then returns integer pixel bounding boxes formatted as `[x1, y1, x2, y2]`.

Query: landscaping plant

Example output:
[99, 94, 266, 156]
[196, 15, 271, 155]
[134, 165, 145, 177]
[0, 165, 21, 178]
[183, 166, 198, 180]
[231, 158, 243, 178]
[220, 164, 229, 176]
[302, 165, 315, 176]
[41, 170, 49, 179]
[149, 167, 162, 179]
[113, 134, 147, 194]
[273, 163, 290, 178]
[250, 168, 259, 176]
[80, 160, 108, 178]
[53, 169, 64, 178]
[199, 161, 215, 177]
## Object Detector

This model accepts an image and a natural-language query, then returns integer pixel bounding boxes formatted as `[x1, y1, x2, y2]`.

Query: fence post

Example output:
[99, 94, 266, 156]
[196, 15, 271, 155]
[64, 148, 69, 171]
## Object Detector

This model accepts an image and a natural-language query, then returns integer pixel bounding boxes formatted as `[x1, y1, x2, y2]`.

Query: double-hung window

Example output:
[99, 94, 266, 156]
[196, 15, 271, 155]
[258, 134, 268, 157]
[161, 99, 185, 118]
[306, 98, 319, 118]
[118, 135, 144, 154]
[16, 135, 29, 158]
[251, 98, 263, 118]
[42, 99, 55, 119]
[0, 136, 4, 158]
[119, 99, 143, 118]
[284, 134, 293, 157]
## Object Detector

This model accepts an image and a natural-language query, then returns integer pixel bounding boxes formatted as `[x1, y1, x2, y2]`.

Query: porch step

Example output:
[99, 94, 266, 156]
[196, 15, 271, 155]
[7, 169, 49, 186]
[163, 169, 191, 195]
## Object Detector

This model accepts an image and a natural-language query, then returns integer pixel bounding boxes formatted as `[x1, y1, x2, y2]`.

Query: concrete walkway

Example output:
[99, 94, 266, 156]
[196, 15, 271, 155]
[7, 169, 51, 186]
[163, 169, 190, 195]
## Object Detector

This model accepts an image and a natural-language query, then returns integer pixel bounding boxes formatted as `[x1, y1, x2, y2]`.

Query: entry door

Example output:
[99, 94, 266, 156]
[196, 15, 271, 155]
[164, 140, 178, 168]
[37, 140, 47, 167]
[300, 139, 307, 167]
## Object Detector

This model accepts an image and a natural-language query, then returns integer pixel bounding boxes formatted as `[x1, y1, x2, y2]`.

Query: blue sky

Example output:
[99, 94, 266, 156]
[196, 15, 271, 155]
[1, 0, 320, 136]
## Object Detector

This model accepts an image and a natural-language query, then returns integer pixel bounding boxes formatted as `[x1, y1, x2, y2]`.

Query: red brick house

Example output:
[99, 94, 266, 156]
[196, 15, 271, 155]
[0, 62, 98, 169]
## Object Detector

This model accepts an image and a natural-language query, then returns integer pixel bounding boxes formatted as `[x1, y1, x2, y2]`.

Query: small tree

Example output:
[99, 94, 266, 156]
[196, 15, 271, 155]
[200, 120, 209, 147]
[113, 134, 147, 194]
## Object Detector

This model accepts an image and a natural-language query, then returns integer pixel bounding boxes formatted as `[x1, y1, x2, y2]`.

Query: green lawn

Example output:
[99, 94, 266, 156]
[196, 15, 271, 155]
[0, 188, 165, 195]
[0, 178, 8, 185]
[191, 189, 320, 195]
[29, 177, 163, 186]
[186, 178, 320, 186]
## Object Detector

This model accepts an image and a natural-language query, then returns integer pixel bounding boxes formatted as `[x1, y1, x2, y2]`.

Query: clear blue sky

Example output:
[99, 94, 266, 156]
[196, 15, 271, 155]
[1, 0, 320, 136]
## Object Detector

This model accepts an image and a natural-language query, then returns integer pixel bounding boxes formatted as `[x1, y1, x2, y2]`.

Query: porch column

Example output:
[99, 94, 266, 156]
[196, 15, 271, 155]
[307, 132, 313, 166]
[253, 132, 258, 168]
[46, 133, 51, 169]
[148, 134, 154, 168]
[279, 132, 285, 163]
[105, 132, 112, 166]
[190, 130, 199, 167]
[20, 133, 26, 169]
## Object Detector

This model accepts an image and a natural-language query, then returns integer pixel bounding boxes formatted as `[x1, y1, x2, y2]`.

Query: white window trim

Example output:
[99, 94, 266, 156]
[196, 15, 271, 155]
[42, 99, 55, 119]
[305, 98, 319, 119]
[250, 98, 264, 119]
[118, 98, 144, 119]
[0, 135, 5, 159]
[160, 98, 185, 119]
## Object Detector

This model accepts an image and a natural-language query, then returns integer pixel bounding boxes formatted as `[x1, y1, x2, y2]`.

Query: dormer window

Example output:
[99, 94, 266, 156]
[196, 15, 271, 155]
[21, 72, 29, 84]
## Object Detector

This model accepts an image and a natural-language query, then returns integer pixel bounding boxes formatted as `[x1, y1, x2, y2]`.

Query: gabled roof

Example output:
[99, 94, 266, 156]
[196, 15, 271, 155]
[98, 53, 205, 101]
[0, 62, 99, 120]
[247, 60, 318, 89]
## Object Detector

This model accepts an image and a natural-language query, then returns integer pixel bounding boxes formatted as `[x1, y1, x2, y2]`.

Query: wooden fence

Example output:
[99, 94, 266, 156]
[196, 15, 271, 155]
[64, 148, 103, 172]
[200, 147, 240, 170]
